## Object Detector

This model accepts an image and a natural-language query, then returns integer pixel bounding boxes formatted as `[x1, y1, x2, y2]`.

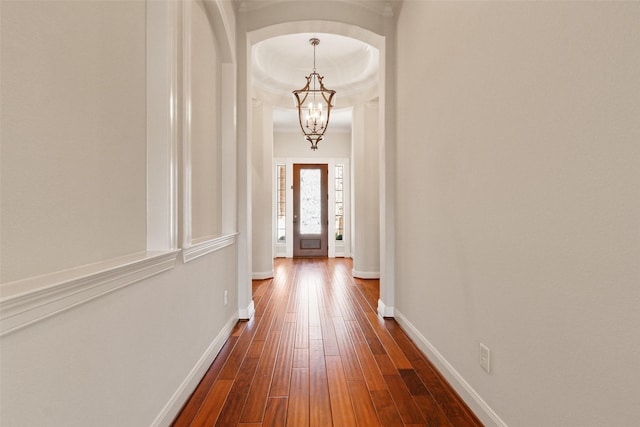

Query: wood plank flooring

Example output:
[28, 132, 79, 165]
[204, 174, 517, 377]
[172, 258, 483, 427]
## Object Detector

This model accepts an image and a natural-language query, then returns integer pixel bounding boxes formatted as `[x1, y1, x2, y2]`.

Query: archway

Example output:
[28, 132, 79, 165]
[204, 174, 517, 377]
[236, 7, 397, 320]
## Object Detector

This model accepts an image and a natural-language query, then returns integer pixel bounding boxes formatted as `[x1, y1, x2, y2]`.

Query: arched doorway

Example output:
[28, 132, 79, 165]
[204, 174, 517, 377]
[236, 8, 397, 320]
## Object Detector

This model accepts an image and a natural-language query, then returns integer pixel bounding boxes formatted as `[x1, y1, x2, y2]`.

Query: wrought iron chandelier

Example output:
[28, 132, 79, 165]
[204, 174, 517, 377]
[292, 38, 336, 150]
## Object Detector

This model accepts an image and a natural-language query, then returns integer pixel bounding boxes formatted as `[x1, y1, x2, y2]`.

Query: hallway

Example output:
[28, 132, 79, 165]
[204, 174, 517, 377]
[173, 258, 481, 426]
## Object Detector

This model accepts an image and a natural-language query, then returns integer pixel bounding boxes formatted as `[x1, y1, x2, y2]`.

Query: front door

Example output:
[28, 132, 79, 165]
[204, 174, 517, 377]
[293, 164, 328, 257]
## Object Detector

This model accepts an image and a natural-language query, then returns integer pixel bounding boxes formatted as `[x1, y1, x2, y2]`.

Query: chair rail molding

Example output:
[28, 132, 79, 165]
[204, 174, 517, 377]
[182, 233, 239, 263]
[0, 251, 180, 337]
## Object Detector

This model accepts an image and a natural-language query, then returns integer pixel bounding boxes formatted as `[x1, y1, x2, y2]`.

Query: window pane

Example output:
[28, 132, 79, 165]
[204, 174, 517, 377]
[300, 169, 321, 234]
[276, 165, 286, 241]
[335, 165, 344, 240]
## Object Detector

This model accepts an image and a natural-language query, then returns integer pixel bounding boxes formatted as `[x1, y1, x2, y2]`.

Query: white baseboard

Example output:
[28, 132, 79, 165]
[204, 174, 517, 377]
[252, 270, 274, 280]
[238, 300, 255, 320]
[352, 269, 380, 279]
[377, 299, 395, 317]
[394, 310, 508, 427]
[151, 311, 238, 427]
[275, 245, 286, 258]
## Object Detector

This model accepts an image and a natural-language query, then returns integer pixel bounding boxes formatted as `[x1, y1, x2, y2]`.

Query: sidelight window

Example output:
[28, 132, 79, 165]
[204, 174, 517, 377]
[276, 164, 286, 241]
[335, 165, 344, 240]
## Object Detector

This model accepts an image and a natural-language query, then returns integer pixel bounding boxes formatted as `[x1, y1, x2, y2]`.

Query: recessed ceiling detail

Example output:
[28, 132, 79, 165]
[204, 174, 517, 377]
[273, 106, 353, 133]
[252, 32, 379, 106]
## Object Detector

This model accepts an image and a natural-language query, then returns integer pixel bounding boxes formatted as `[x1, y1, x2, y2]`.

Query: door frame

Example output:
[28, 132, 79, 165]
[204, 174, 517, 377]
[273, 157, 350, 259]
[293, 163, 328, 257]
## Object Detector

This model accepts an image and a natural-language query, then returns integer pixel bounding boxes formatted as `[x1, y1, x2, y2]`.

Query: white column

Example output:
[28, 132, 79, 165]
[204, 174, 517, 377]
[351, 101, 380, 279]
[236, 23, 254, 319]
[146, 0, 179, 252]
[378, 23, 397, 318]
[251, 100, 274, 279]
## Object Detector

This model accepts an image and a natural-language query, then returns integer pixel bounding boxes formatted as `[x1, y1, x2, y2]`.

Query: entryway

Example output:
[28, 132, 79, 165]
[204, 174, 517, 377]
[293, 163, 328, 257]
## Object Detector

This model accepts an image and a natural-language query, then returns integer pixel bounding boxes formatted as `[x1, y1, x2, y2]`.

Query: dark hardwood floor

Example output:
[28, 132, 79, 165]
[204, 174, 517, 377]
[172, 258, 483, 426]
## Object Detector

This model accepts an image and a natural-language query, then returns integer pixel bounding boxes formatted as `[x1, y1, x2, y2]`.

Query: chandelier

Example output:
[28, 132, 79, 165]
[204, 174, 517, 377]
[292, 38, 336, 150]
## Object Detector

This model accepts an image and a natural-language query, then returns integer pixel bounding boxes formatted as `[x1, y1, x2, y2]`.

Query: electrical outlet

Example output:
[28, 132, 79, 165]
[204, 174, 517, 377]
[224, 290, 228, 306]
[480, 343, 491, 373]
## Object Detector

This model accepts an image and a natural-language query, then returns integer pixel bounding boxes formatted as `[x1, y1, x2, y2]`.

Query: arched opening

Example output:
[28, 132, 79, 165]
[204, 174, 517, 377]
[236, 11, 396, 320]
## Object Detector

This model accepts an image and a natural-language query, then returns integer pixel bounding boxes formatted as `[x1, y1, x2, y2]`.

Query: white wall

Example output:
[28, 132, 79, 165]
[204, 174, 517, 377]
[1, 0, 147, 283]
[1, 1, 240, 426]
[274, 129, 351, 158]
[190, 0, 222, 240]
[0, 250, 238, 427]
[395, 2, 640, 426]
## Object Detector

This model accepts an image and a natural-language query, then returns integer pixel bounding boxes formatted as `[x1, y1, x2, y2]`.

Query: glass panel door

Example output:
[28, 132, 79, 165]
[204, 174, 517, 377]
[293, 164, 328, 257]
[300, 169, 322, 234]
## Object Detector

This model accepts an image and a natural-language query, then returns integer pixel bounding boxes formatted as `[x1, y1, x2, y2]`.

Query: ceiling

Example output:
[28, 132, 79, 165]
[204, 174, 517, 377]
[236, 0, 402, 16]
[251, 32, 380, 133]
